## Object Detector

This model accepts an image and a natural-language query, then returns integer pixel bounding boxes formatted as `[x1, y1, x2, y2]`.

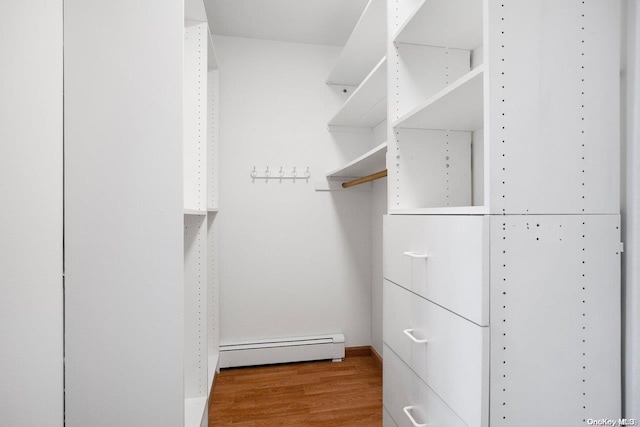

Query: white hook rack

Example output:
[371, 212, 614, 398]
[251, 166, 311, 183]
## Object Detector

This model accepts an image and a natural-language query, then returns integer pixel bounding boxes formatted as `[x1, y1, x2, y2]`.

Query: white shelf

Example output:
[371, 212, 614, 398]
[326, 0, 386, 86]
[184, 396, 207, 427]
[207, 207, 219, 213]
[393, 65, 483, 131]
[326, 142, 387, 179]
[394, 0, 483, 50]
[389, 206, 488, 215]
[184, 209, 207, 216]
[328, 57, 387, 129]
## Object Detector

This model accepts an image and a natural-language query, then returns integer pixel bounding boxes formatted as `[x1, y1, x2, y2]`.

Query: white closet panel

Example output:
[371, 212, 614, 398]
[487, 0, 620, 214]
[489, 215, 621, 425]
[184, 215, 208, 398]
[184, 21, 208, 212]
[64, 1, 184, 425]
[0, 1, 63, 425]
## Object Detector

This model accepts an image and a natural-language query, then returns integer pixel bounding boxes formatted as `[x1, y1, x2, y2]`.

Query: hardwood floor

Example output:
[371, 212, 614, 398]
[209, 355, 382, 426]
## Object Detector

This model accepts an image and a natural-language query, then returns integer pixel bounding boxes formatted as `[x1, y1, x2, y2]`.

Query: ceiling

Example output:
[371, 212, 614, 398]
[204, 0, 369, 46]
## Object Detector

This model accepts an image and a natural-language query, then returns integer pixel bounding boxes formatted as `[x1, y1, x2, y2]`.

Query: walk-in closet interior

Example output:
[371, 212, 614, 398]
[1, 0, 639, 426]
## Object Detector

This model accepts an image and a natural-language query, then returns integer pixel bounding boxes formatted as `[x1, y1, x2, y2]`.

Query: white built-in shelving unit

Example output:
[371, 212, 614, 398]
[183, 1, 221, 425]
[387, 0, 484, 213]
[325, 0, 388, 186]
[383, 1, 622, 426]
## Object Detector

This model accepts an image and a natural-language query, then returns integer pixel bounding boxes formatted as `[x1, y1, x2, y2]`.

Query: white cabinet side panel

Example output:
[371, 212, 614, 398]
[207, 214, 220, 358]
[490, 215, 621, 426]
[185, 215, 208, 398]
[184, 22, 208, 211]
[472, 129, 484, 206]
[64, 1, 184, 425]
[0, 1, 63, 425]
[488, 0, 620, 214]
[207, 70, 220, 210]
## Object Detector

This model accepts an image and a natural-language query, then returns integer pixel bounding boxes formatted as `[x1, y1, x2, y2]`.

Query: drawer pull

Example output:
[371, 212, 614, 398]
[403, 329, 428, 344]
[403, 406, 428, 427]
[403, 251, 429, 259]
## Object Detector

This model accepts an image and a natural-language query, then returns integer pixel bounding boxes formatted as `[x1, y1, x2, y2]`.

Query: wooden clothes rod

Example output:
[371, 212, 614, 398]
[342, 169, 387, 188]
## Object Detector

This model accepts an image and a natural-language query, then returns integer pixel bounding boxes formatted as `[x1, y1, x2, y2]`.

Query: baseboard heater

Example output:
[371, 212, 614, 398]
[219, 333, 345, 368]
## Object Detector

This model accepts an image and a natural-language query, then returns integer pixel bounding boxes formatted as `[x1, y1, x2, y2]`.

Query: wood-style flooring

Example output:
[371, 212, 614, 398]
[208, 354, 382, 426]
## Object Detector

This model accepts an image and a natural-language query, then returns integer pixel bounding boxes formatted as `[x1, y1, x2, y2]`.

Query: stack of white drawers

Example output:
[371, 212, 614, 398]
[382, 215, 489, 427]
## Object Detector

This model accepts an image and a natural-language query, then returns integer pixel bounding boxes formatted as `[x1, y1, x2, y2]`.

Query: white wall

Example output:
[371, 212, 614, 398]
[622, 0, 640, 418]
[215, 35, 375, 347]
[0, 1, 63, 425]
[64, 1, 184, 425]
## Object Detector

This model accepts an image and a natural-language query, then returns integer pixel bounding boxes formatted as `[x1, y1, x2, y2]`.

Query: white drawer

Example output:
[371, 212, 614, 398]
[383, 280, 489, 427]
[383, 215, 489, 325]
[383, 408, 397, 427]
[384, 344, 467, 427]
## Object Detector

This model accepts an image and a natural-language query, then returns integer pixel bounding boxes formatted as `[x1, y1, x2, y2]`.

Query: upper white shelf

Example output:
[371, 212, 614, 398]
[326, 142, 387, 179]
[326, 0, 386, 86]
[394, 0, 483, 50]
[328, 57, 387, 129]
[393, 65, 483, 131]
[184, 209, 207, 216]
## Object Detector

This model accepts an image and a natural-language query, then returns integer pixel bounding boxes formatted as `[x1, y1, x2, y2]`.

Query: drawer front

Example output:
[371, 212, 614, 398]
[383, 408, 397, 427]
[383, 280, 488, 427]
[383, 344, 467, 427]
[383, 215, 489, 325]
